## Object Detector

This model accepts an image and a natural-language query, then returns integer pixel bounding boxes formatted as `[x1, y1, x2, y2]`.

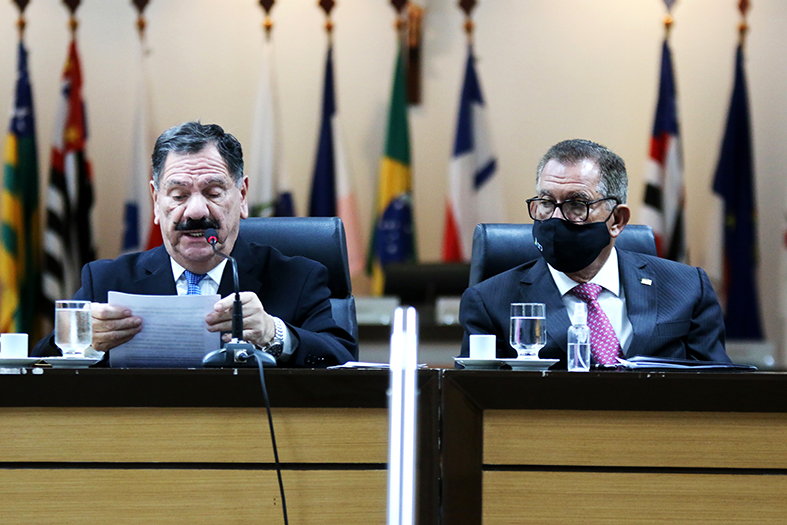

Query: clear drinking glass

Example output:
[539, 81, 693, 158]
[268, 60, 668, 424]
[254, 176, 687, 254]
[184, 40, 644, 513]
[55, 301, 93, 358]
[510, 303, 546, 359]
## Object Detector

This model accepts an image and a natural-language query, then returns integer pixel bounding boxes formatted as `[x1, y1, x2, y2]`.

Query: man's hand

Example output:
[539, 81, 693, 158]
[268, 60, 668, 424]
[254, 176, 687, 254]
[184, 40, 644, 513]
[206, 292, 275, 348]
[91, 303, 143, 353]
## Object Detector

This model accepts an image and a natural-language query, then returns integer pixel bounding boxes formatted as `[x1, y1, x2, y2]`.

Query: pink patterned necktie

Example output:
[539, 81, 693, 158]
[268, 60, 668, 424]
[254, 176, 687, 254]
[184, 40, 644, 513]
[570, 282, 622, 365]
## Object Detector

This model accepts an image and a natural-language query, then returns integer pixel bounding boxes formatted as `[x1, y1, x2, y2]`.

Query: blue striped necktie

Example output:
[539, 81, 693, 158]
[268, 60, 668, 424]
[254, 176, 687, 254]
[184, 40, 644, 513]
[184, 270, 207, 295]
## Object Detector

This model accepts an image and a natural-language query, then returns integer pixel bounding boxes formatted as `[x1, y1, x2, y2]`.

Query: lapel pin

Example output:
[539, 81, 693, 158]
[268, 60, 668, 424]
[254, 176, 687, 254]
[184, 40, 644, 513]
[640, 278, 652, 286]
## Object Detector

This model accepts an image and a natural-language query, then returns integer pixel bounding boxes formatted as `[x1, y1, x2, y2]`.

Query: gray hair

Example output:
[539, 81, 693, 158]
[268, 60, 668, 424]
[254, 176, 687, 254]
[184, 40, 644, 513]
[151, 121, 244, 189]
[536, 139, 627, 205]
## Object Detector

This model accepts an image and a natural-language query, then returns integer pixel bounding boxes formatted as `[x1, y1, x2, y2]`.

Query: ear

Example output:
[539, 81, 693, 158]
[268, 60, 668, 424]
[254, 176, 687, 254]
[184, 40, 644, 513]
[239, 177, 249, 220]
[150, 180, 160, 225]
[608, 204, 630, 239]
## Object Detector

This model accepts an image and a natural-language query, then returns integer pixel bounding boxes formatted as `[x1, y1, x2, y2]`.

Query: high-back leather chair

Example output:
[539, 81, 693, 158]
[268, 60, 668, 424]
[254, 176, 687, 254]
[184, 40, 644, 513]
[469, 223, 658, 286]
[239, 217, 358, 359]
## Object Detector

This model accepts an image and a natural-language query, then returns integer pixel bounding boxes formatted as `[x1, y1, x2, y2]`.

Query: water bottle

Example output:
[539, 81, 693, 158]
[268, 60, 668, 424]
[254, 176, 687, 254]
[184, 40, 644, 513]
[567, 302, 590, 372]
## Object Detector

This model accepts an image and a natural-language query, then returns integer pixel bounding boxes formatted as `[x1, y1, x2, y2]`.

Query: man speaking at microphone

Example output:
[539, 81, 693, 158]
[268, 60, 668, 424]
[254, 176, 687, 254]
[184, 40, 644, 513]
[33, 121, 356, 367]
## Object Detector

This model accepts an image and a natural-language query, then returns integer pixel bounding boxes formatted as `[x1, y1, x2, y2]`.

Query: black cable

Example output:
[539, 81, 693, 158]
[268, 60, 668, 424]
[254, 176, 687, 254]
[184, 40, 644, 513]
[253, 348, 288, 525]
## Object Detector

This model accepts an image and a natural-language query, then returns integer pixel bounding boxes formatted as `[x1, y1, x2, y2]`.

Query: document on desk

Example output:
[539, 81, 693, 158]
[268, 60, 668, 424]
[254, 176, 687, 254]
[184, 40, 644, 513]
[107, 291, 222, 368]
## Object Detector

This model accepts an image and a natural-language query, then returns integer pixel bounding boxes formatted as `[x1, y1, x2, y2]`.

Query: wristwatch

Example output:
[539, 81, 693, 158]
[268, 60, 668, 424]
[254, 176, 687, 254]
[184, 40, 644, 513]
[264, 317, 286, 359]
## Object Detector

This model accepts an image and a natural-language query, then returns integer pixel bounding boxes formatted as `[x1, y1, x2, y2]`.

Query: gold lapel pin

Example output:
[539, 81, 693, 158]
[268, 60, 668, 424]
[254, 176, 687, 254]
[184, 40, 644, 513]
[640, 278, 652, 286]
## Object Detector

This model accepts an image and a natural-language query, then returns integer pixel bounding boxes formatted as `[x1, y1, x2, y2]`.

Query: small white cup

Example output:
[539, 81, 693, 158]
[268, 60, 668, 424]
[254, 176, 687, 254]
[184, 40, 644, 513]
[1, 333, 29, 359]
[469, 334, 497, 360]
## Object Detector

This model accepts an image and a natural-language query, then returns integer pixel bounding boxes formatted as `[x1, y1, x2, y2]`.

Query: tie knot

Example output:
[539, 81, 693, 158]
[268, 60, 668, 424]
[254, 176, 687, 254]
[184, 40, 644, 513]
[571, 282, 603, 303]
[184, 270, 207, 295]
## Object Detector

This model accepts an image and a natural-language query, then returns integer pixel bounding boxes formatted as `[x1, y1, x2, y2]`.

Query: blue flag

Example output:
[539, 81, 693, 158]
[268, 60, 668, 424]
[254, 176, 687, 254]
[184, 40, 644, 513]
[712, 45, 762, 340]
[309, 45, 337, 217]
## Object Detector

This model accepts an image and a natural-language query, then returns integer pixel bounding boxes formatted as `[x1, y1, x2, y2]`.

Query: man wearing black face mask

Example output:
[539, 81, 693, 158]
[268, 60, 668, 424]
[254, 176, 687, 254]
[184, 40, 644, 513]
[33, 121, 356, 367]
[459, 139, 729, 366]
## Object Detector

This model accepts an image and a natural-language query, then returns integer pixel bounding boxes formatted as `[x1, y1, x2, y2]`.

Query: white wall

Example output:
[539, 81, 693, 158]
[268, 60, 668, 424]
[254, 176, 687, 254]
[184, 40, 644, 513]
[2, 0, 786, 362]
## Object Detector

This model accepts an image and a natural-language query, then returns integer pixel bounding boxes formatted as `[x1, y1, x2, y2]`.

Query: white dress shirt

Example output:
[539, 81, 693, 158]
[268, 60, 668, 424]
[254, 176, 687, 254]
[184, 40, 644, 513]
[546, 247, 633, 354]
[169, 257, 294, 360]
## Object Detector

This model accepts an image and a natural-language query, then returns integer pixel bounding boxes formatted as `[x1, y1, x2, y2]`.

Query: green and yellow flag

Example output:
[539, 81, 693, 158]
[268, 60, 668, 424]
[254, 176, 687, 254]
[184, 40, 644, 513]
[1, 41, 40, 334]
[366, 45, 415, 295]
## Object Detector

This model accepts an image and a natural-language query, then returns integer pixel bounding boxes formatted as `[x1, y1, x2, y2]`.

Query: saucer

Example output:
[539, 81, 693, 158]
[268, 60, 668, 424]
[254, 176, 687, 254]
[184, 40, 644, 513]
[42, 357, 102, 369]
[454, 357, 558, 371]
[0, 357, 41, 367]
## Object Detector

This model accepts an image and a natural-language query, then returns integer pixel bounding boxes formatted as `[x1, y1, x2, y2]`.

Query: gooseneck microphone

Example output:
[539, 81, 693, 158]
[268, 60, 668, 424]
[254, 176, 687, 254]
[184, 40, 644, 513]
[201, 228, 275, 368]
[202, 230, 287, 523]
[204, 228, 243, 341]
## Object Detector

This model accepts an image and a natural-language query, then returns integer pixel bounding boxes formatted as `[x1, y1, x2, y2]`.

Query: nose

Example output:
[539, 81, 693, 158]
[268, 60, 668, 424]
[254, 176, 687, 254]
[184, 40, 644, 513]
[551, 204, 565, 220]
[182, 193, 210, 222]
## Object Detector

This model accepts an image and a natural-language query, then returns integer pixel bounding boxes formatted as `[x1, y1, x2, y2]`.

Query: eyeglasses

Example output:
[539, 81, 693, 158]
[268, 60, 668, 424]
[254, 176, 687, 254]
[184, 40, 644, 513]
[526, 197, 619, 223]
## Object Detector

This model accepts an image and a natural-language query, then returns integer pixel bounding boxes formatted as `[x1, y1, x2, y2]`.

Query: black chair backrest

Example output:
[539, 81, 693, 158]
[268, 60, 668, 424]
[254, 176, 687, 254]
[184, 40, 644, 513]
[239, 217, 358, 357]
[469, 223, 657, 286]
[239, 216, 352, 298]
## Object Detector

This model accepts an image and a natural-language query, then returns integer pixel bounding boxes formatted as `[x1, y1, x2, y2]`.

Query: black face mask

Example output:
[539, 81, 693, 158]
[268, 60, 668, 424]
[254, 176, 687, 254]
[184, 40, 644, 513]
[532, 218, 611, 273]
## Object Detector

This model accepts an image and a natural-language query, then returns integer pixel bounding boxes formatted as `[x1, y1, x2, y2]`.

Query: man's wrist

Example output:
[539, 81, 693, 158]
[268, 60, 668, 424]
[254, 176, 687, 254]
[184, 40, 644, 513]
[263, 317, 286, 359]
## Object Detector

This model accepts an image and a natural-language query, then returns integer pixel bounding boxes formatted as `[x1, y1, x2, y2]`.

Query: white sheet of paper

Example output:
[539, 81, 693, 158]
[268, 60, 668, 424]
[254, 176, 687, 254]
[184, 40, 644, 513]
[108, 291, 221, 357]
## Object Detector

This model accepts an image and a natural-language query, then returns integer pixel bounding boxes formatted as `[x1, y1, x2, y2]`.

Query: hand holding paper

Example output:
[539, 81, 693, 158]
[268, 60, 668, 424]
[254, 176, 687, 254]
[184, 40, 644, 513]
[107, 291, 221, 367]
[90, 303, 143, 352]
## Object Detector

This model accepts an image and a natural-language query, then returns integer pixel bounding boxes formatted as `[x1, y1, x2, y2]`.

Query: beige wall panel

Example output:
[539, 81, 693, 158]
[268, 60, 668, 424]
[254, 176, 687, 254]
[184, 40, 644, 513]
[484, 470, 787, 524]
[484, 409, 787, 469]
[0, 407, 388, 464]
[0, 468, 386, 524]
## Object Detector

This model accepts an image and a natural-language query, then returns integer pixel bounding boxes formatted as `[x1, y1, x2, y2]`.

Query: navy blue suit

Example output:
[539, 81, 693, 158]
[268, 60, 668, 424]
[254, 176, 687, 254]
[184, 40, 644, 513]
[459, 249, 729, 365]
[33, 235, 357, 367]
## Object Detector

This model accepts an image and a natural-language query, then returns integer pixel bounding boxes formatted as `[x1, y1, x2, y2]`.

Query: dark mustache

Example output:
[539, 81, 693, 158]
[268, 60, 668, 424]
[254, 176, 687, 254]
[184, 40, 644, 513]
[175, 218, 220, 232]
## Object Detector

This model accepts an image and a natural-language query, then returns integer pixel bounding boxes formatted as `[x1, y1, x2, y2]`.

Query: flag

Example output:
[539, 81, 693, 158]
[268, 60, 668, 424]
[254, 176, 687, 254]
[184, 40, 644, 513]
[366, 45, 415, 295]
[121, 34, 160, 254]
[247, 32, 294, 218]
[712, 44, 762, 340]
[42, 39, 96, 317]
[442, 44, 504, 262]
[309, 44, 363, 276]
[1, 41, 40, 334]
[640, 39, 686, 261]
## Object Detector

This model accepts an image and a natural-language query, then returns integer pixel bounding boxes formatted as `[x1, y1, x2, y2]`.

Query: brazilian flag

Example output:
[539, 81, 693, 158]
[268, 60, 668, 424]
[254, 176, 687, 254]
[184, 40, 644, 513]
[1, 41, 40, 335]
[366, 44, 416, 295]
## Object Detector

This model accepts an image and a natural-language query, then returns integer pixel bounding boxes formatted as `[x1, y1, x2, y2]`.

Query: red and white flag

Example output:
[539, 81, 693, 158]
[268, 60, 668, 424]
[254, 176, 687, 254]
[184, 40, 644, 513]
[442, 45, 504, 262]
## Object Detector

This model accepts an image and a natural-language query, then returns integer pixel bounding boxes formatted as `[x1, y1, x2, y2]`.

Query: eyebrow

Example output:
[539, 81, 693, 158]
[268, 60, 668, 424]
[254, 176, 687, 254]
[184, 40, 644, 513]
[163, 176, 230, 190]
[539, 190, 594, 201]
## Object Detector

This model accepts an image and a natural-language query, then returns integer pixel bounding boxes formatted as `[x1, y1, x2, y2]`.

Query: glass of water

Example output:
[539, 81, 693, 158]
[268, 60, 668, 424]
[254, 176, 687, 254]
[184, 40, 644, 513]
[55, 301, 93, 358]
[510, 303, 546, 359]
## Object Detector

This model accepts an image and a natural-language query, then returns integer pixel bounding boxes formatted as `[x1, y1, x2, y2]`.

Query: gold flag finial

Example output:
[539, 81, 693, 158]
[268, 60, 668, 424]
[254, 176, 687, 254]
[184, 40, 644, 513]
[259, 0, 276, 37]
[661, 0, 676, 38]
[318, 0, 335, 35]
[63, 0, 81, 36]
[738, 0, 751, 45]
[13, 0, 30, 38]
[132, 0, 151, 39]
[459, 0, 477, 40]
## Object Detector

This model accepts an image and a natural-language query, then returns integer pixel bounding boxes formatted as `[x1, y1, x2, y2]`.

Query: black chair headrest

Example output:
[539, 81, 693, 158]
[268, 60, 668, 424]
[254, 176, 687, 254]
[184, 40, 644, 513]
[469, 223, 657, 286]
[238, 217, 351, 298]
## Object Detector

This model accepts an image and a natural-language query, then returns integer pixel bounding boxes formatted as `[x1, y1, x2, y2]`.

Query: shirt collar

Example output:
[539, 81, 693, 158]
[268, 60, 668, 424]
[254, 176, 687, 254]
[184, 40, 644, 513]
[547, 247, 621, 297]
[171, 257, 227, 285]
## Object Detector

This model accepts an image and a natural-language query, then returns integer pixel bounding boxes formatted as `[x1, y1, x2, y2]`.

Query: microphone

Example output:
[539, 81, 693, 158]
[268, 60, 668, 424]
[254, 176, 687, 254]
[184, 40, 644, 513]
[201, 228, 275, 368]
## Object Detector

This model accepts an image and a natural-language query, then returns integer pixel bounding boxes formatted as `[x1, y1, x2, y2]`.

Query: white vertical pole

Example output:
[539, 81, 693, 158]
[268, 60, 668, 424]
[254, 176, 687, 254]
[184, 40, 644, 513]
[387, 306, 418, 525]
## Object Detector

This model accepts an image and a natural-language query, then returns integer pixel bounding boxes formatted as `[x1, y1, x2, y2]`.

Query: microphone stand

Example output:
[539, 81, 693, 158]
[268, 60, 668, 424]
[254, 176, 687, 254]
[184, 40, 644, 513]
[202, 229, 275, 368]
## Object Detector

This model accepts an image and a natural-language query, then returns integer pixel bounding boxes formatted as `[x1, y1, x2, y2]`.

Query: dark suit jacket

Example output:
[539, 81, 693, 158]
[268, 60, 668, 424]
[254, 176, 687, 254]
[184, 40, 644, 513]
[32, 235, 357, 367]
[459, 249, 729, 365]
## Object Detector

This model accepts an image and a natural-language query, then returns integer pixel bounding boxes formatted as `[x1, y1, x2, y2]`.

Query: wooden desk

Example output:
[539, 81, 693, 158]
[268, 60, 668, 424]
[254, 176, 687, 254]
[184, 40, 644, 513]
[0, 368, 440, 524]
[441, 370, 787, 524]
